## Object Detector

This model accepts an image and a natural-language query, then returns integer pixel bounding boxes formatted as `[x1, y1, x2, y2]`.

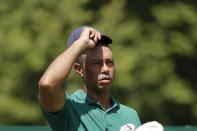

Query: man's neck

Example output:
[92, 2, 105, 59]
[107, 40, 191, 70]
[83, 85, 111, 110]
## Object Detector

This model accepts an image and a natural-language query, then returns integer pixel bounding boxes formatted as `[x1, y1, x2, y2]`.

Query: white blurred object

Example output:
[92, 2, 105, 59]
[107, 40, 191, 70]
[120, 121, 164, 131]
[120, 123, 135, 131]
[135, 121, 164, 131]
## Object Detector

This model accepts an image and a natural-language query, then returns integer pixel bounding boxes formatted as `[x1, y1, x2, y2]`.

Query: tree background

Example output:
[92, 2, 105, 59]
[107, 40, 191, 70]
[0, 0, 197, 126]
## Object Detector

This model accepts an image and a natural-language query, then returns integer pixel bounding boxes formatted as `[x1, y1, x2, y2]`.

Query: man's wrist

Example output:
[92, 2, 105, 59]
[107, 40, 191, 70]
[72, 39, 88, 53]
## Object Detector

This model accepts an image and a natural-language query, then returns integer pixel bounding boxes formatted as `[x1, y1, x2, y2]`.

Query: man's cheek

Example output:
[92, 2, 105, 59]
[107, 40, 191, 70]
[111, 68, 115, 77]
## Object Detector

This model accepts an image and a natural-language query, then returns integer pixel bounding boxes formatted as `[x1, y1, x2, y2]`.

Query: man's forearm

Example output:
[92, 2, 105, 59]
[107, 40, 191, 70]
[38, 40, 85, 112]
[39, 40, 85, 88]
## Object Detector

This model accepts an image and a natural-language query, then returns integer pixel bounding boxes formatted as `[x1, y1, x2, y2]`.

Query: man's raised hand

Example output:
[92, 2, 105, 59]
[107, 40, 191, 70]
[78, 27, 101, 51]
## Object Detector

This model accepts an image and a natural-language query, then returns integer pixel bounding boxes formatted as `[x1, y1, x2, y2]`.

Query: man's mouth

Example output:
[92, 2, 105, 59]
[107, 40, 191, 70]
[99, 77, 111, 80]
[98, 77, 112, 83]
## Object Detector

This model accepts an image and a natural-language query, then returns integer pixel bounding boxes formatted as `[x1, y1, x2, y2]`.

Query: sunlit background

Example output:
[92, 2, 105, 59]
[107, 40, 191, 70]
[0, 0, 197, 127]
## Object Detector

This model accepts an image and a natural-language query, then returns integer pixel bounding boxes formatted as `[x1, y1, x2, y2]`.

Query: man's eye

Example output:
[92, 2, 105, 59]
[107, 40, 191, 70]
[107, 61, 114, 65]
[108, 61, 114, 64]
[93, 62, 101, 64]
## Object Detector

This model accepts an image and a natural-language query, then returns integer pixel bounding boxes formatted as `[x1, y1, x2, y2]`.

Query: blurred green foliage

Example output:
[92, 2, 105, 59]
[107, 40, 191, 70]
[0, 0, 197, 126]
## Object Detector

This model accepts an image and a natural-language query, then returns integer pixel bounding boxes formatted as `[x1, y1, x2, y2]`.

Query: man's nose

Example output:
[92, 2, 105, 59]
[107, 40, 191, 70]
[101, 63, 110, 73]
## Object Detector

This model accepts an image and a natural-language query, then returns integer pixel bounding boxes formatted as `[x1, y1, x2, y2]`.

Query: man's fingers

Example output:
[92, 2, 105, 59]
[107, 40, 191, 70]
[87, 28, 101, 42]
[94, 32, 99, 43]
[80, 28, 102, 49]
[93, 31, 102, 44]
[97, 32, 101, 40]
[89, 29, 95, 39]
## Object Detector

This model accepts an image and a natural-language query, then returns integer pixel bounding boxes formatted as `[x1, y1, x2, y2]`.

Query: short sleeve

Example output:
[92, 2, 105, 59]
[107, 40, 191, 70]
[40, 93, 70, 131]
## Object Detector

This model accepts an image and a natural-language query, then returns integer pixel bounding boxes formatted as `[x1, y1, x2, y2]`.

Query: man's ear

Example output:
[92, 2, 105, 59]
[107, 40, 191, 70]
[74, 63, 84, 77]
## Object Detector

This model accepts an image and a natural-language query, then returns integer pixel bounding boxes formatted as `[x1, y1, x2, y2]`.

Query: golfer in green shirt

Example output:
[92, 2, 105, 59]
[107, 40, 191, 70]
[39, 26, 141, 131]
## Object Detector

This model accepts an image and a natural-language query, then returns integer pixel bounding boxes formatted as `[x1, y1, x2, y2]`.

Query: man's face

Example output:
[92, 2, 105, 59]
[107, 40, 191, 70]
[82, 44, 115, 92]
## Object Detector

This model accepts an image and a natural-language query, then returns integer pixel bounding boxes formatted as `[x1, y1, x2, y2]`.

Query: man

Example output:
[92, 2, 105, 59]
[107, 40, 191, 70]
[39, 26, 141, 131]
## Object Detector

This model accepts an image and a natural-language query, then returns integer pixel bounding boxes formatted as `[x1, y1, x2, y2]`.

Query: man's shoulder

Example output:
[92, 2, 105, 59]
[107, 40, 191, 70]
[119, 104, 138, 114]
[66, 89, 85, 102]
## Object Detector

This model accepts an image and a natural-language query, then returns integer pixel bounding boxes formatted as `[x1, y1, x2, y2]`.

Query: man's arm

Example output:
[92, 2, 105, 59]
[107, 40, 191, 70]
[39, 28, 101, 112]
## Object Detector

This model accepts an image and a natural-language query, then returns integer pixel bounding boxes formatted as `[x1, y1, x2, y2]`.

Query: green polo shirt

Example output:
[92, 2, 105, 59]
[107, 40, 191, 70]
[41, 89, 141, 131]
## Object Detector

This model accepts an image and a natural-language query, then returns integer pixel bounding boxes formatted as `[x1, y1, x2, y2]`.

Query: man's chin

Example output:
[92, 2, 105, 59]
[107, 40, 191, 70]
[98, 83, 112, 90]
